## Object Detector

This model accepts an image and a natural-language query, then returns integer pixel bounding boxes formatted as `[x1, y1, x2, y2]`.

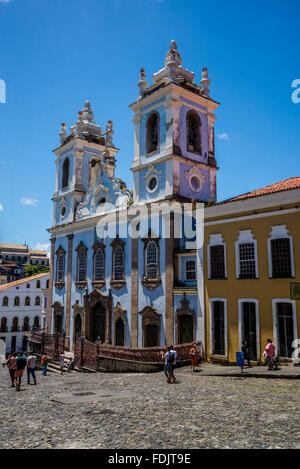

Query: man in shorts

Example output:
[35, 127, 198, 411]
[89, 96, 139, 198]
[27, 351, 37, 385]
[15, 353, 27, 391]
[163, 346, 177, 383]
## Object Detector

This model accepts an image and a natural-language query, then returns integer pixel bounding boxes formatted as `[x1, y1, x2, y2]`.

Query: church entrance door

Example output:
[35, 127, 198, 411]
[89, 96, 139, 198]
[115, 317, 125, 346]
[91, 302, 106, 343]
[75, 314, 82, 339]
[179, 314, 193, 344]
[145, 324, 158, 347]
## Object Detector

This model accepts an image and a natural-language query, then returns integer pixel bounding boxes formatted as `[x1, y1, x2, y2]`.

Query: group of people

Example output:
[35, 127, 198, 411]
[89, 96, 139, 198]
[5, 351, 76, 391]
[161, 342, 203, 383]
[6, 351, 38, 391]
[241, 338, 278, 370]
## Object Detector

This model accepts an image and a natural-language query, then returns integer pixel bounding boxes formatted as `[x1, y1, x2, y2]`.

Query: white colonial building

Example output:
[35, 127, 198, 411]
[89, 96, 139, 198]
[0, 273, 49, 354]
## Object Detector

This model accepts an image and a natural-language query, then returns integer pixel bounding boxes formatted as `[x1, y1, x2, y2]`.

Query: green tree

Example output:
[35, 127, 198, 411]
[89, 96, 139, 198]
[25, 263, 50, 277]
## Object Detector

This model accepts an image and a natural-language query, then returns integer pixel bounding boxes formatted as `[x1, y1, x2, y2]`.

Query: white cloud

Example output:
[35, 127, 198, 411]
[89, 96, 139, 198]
[20, 197, 39, 206]
[0, 0, 13, 3]
[0, 203, 3, 211]
[217, 133, 230, 141]
[34, 243, 50, 254]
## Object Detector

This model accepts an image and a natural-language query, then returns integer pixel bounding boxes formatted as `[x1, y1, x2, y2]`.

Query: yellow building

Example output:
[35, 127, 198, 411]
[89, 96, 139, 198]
[204, 177, 300, 363]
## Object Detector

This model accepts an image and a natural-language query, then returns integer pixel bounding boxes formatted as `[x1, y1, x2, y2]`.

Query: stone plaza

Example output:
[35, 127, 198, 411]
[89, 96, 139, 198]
[0, 364, 299, 449]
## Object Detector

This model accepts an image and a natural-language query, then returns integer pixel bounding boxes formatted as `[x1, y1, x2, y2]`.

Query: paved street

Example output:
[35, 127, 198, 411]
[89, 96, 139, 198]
[0, 364, 299, 449]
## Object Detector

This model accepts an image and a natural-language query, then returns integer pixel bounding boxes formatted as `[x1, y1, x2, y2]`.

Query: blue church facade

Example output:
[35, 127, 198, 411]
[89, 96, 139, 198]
[48, 41, 220, 351]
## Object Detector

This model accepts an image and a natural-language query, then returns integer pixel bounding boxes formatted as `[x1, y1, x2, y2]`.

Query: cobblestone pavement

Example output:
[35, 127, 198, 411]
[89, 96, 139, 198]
[0, 364, 299, 449]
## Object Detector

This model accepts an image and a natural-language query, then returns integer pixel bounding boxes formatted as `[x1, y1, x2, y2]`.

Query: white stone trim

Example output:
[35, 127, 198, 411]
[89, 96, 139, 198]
[207, 233, 227, 279]
[238, 298, 260, 360]
[235, 229, 258, 279]
[209, 298, 228, 358]
[267, 225, 295, 278]
[272, 299, 298, 357]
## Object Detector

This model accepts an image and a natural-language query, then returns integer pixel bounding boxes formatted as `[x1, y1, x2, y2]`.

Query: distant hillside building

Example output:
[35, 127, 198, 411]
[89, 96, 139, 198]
[0, 259, 24, 285]
[0, 244, 49, 284]
[0, 244, 49, 266]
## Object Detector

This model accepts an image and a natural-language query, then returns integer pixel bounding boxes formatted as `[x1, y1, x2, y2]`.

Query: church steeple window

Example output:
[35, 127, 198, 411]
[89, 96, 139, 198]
[186, 110, 202, 154]
[146, 112, 159, 154]
[62, 158, 70, 189]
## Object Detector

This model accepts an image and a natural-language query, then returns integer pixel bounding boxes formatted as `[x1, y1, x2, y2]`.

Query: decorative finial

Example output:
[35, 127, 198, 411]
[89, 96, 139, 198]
[137, 68, 148, 99]
[82, 100, 94, 122]
[164, 40, 182, 82]
[105, 120, 114, 149]
[59, 123, 67, 145]
[200, 68, 211, 97]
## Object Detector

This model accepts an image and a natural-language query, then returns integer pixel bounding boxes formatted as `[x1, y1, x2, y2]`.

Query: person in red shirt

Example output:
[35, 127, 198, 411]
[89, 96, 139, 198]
[6, 353, 17, 387]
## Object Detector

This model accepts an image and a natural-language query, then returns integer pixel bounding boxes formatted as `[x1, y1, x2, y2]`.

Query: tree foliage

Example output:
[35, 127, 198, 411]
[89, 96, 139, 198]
[25, 263, 50, 278]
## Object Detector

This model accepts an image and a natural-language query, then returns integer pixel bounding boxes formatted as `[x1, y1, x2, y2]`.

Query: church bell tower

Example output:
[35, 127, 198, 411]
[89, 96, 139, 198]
[130, 40, 220, 205]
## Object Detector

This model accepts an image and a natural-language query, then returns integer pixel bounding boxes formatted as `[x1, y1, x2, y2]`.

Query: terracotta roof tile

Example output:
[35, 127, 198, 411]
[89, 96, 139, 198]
[0, 272, 49, 291]
[216, 177, 300, 205]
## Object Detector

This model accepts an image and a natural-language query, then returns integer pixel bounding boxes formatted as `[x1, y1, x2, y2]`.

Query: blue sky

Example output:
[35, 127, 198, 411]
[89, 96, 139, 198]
[0, 0, 299, 253]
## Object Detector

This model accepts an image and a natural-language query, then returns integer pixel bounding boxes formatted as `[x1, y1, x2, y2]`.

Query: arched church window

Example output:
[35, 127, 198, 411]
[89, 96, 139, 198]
[56, 253, 65, 283]
[76, 244, 87, 283]
[113, 246, 124, 281]
[14, 296, 20, 306]
[94, 248, 104, 281]
[146, 112, 159, 154]
[146, 241, 158, 279]
[186, 110, 202, 154]
[36, 280, 40, 288]
[2, 296, 8, 307]
[25, 296, 30, 306]
[62, 158, 70, 189]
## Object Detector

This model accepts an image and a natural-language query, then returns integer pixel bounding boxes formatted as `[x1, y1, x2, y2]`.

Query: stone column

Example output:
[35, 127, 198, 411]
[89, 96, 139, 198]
[130, 237, 139, 347]
[165, 213, 174, 345]
[105, 291, 112, 344]
[47, 237, 56, 333]
[65, 234, 74, 350]
[83, 292, 89, 340]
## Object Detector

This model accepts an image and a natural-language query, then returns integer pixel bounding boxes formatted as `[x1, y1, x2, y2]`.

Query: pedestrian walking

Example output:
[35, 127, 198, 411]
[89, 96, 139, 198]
[265, 339, 276, 371]
[162, 346, 176, 383]
[242, 340, 251, 367]
[190, 344, 199, 372]
[60, 353, 65, 375]
[41, 352, 48, 376]
[15, 353, 27, 391]
[6, 353, 17, 387]
[27, 351, 37, 385]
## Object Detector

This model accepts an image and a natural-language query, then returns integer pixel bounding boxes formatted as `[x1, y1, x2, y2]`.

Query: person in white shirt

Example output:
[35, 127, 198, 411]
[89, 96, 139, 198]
[27, 352, 37, 385]
[162, 345, 177, 383]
